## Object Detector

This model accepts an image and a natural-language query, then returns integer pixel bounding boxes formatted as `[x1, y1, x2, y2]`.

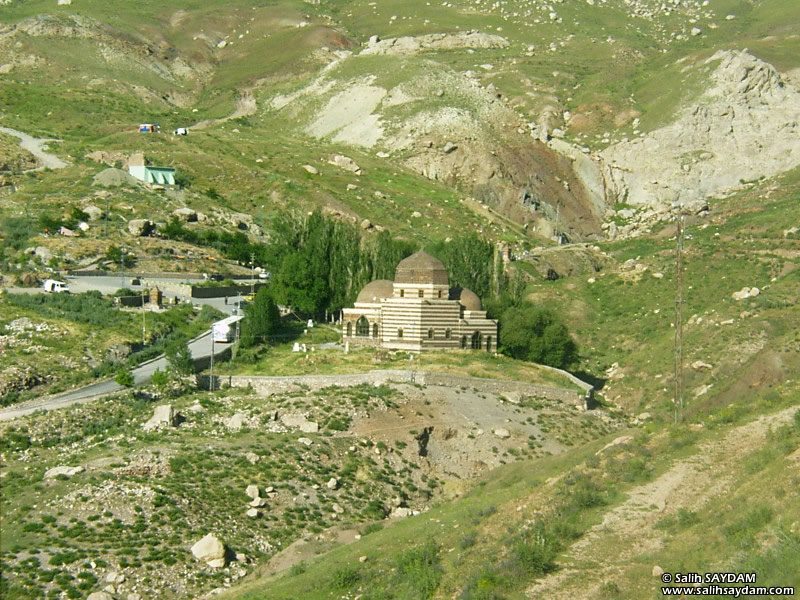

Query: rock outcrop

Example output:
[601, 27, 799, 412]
[601, 50, 800, 210]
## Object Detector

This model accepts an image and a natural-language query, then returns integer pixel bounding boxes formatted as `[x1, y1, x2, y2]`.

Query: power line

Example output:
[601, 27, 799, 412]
[674, 213, 685, 424]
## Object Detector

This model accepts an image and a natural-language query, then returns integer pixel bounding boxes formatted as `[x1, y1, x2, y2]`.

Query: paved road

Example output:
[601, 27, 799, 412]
[0, 126, 68, 170]
[6, 274, 252, 316]
[0, 332, 232, 421]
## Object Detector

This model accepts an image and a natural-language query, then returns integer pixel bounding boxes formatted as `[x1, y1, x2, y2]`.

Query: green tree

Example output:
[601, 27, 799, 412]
[114, 368, 135, 388]
[165, 341, 194, 376]
[150, 368, 169, 389]
[273, 252, 329, 315]
[240, 288, 280, 348]
[500, 303, 578, 369]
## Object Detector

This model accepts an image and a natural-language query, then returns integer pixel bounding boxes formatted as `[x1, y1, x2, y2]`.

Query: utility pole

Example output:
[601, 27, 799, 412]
[120, 246, 125, 287]
[250, 252, 255, 297]
[210, 334, 215, 392]
[104, 196, 109, 238]
[674, 214, 685, 424]
[141, 290, 146, 346]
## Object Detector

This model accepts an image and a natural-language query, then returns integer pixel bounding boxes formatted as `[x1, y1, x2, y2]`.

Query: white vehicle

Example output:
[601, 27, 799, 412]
[174, 127, 189, 136]
[212, 315, 243, 343]
[43, 279, 69, 293]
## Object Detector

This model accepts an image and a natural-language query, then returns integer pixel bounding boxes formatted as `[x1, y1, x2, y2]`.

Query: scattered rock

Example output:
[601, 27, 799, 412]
[245, 452, 259, 464]
[87, 593, 114, 600]
[302, 164, 319, 175]
[360, 219, 372, 230]
[191, 533, 227, 568]
[44, 466, 84, 479]
[332, 502, 344, 514]
[493, 428, 511, 439]
[249, 497, 268, 508]
[390, 507, 414, 518]
[326, 477, 338, 490]
[411, 211, 422, 218]
[442, 141, 458, 153]
[245, 485, 260, 499]
[246, 508, 260, 518]
[298, 437, 313, 446]
[359, 555, 368, 563]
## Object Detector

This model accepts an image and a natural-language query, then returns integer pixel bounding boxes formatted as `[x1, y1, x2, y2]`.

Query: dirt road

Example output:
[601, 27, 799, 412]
[0, 126, 68, 169]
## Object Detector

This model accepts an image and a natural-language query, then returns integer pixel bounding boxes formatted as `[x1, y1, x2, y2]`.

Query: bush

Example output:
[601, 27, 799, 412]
[331, 565, 361, 589]
[114, 369, 135, 388]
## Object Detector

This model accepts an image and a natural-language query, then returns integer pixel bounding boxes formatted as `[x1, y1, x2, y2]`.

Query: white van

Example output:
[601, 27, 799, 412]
[43, 279, 70, 293]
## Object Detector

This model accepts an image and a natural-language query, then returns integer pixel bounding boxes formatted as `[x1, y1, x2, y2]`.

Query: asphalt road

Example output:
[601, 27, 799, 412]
[1, 273, 243, 420]
[0, 331, 232, 421]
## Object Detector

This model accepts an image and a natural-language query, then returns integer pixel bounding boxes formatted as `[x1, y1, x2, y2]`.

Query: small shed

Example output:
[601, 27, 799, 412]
[138, 124, 160, 133]
[128, 165, 176, 185]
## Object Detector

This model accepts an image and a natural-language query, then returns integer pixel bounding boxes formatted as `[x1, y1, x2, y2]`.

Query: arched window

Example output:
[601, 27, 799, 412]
[418, 289, 424, 298]
[461, 336, 467, 349]
[398, 328, 404, 339]
[427, 328, 434, 339]
[356, 316, 369, 337]
[346, 322, 352, 337]
[471, 331, 482, 349]
[372, 323, 379, 338]
[486, 336, 492, 352]
[445, 329, 451, 339]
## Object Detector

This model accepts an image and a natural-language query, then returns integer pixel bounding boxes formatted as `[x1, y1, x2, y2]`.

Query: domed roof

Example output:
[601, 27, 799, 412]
[356, 279, 394, 303]
[449, 286, 482, 311]
[394, 251, 448, 286]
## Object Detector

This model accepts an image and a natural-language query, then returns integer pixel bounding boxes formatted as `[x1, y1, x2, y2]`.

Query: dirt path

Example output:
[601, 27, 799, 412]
[526, 406, 799, 599]
[0, 126, 68, 169]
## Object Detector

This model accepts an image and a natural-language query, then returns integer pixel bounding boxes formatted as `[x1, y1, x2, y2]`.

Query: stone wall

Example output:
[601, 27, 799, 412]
[199, 368, 592, 408]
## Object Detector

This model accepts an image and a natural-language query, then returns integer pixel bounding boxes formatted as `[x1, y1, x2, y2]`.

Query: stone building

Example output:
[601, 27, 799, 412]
[342, 251, 498, 352]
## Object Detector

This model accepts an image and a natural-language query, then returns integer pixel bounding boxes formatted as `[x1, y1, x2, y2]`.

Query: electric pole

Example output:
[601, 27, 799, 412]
[674, 214, 685, 424]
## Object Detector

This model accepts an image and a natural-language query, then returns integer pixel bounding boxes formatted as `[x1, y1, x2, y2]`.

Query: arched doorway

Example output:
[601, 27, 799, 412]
[356, 316, 369, 337]
[346, 322, 352, 337]
[461, 336, 467, 349]
[485, 336, 492, 352]
[471, 331, 481, 349]
[372, 323, 379, 338]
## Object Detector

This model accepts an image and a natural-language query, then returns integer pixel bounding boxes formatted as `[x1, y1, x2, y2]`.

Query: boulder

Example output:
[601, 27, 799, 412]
[332, 502, 344, 514]
[691, 360, 713, 371]
[360, 219, 372, 230]
[191, 533, 226, 568]
[493, 428, 511, 439]
[297, 437, 313, 446]
[83, 205, 103, 220]
[143, 404, 177, 431]
[246, 508, 260, 518]
[87, 593, 114, 600]
[33, 246, 52, 262]
[172, 207, 197, 222]
[128, 219, 154, 237]
[326, 477, 338, 490]
[302, 165, 319, 175]
[245, 485, 260, 499]
[44, 466, 84, 479]
[280, 413, 319, 433]
[328, 154, 362, 175]
[225, 412, 246, 431]
[732, 287, 760, 301]
[390, 507, 413, 518]
[245, 452, 259, 464]
[652, 565, 665, 577]
[249, 497, 267, 507]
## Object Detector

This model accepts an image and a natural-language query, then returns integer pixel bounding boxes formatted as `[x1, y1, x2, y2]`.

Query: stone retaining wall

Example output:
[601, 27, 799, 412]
[199, 369, 593, 408]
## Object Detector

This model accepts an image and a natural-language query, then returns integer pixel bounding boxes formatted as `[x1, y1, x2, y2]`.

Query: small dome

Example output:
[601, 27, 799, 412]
[449, 286, 482, 311]
[394, 251, 448, 285]
[356, 280, 394, 303]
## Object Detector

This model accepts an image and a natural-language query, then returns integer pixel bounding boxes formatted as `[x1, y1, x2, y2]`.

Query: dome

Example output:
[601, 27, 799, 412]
[356, 279, 394, 303]
[394, 251, 448, 285]
[449, 286, 482, 311]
